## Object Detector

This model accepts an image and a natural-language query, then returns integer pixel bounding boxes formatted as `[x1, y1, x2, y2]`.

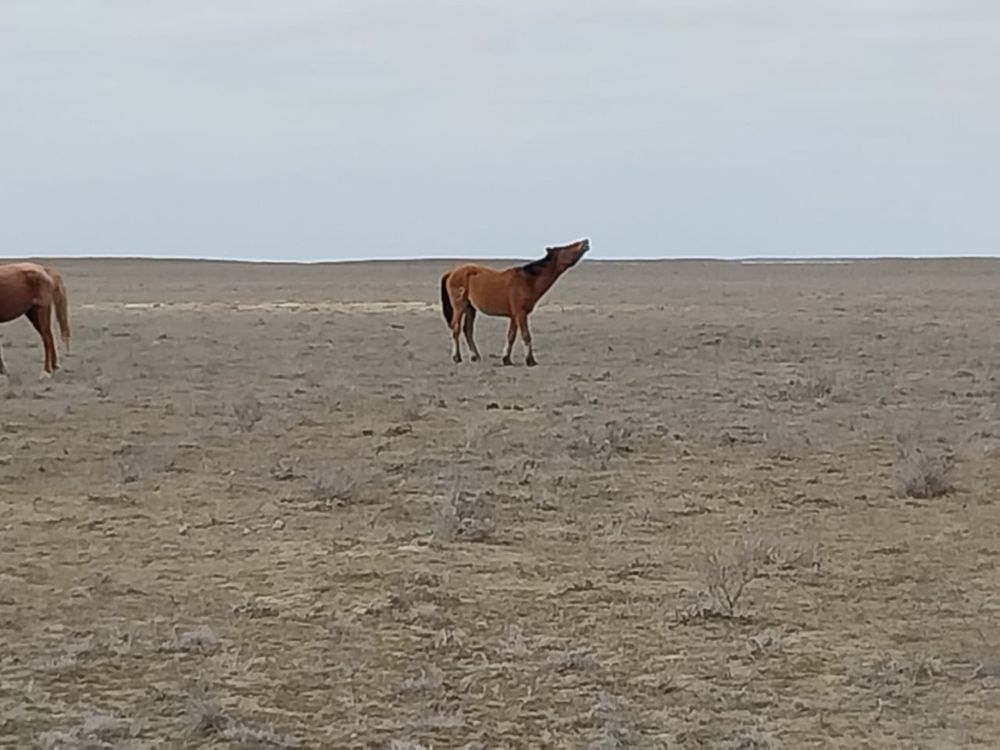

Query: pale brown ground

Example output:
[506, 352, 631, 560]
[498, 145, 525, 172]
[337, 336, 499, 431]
[1, 258, 999, 749]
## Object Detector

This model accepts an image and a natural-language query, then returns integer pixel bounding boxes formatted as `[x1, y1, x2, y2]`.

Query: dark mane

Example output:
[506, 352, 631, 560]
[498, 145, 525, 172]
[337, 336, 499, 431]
[519, 254, 553, 277]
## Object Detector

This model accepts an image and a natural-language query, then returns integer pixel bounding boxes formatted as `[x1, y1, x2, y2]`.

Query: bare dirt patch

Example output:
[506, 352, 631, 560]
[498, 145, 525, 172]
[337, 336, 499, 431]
[2, 257, 999, 746]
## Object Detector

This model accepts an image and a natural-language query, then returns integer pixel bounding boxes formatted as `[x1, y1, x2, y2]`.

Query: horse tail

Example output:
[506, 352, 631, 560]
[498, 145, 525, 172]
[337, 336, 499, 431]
[51, 271, 71, 352]
[440, 273, 453, 324]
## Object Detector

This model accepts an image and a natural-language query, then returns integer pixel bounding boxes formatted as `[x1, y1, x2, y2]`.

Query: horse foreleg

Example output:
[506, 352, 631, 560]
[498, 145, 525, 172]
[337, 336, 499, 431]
[502, 319, 517, 366]
[26, 306, 57, 374]
[463, 306, 481, 362]
[516, 314, 537, 367]
[0, 342, 6, 375]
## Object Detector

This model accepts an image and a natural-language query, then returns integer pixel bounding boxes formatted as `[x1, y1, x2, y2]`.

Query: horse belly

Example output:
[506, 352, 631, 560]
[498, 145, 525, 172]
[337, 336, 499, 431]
[469, 288, 510, 317]
[0, 277, 36, 322]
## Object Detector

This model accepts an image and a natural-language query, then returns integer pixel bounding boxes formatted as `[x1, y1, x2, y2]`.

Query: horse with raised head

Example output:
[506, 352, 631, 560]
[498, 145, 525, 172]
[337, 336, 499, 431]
[440, 238, 589, 366]
[0, 262, 71, 376]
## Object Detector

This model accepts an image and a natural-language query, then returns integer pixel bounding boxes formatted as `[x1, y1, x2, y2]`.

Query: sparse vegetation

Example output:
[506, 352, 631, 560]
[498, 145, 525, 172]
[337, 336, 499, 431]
[5, 260, 1000, 746]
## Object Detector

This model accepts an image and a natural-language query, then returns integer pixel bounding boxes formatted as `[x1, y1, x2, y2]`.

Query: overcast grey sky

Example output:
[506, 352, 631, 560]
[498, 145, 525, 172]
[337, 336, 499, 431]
[2, 1, 997, 260]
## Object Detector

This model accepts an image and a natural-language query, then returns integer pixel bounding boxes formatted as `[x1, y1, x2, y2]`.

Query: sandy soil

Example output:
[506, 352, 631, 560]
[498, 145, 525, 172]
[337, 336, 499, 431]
[1, 257, 999, 748]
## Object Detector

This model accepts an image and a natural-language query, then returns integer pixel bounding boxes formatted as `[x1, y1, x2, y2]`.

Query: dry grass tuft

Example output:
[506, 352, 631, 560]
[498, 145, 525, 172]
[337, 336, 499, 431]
[270, 454, 303, 480]
[758, 539, 820, 572]
[232, 394, 265, 433]
[895, 437, 955, 498]
[433, 480, 497, 544]
[792, 369, 836, 403]
[185, 689, 300, 747]
[172, 625, 221, 654]
[400, 663, 445, 696]
[37, 713, 137, 748]
[574, 419, 634, 470]
[701, 539, 765, 617]
[679, 538, 799, 622]
[308, 468, 359, 506]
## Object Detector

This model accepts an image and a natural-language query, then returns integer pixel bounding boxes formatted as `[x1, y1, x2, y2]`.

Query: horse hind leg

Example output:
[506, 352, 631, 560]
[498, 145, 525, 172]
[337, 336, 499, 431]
[0, 341, 6, 375]
[463, 305, 481, 362]
[449, 292, 466, 363]
[26, 305, 57, 375]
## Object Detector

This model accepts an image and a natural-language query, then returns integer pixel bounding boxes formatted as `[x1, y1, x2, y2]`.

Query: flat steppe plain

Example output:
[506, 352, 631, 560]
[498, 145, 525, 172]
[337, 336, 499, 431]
[2, 257, 999, 748]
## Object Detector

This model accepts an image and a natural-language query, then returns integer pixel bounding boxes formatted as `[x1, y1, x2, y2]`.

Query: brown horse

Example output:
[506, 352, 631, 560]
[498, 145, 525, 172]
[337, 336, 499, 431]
[440, 238, 589, 366]
[0, 262, 71, 376]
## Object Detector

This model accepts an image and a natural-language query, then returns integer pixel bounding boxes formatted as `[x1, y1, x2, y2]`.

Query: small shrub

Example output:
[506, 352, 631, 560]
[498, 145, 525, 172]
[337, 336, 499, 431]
[38, 714, 138, 748]
[896, 441, 954, 498]
[232, 395, 264, 433]
[702, 539, 765, 616]
[758, 539, 819, 572]
[173, 625, 221, 654]
[795, 371, 835, 403]
[271, 455, 303, 480]
[309, 469, 357, 505]
[574, 420, 634, 470]
[679, 539, 769, 622]
[433, 483, 496, 544]
[400, 663, 445, 695]
[186, 690, 299, 747]
[552, 647, 597, 673]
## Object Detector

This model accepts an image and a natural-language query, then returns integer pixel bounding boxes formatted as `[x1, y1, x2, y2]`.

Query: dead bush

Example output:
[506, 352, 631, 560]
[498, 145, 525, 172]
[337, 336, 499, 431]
[172, 625, 221, 654]
[574, 419, 634, 469]
[308, 468, 358, 505]
[38, 712, 139, 748]
[186, 689, 299, 747]
[758, 412, 813, 461]
[772, 365, 838, 404]
[702, 539, 765, 616]
[896, 439, 954, 498]
[232, 395, 264, 433]
[270, 454, 303, 480]
[794, 370, 835, 403]
[679, 538, 770, 621]
[433, 481, 496, 544]
[758, 539, 819, 572]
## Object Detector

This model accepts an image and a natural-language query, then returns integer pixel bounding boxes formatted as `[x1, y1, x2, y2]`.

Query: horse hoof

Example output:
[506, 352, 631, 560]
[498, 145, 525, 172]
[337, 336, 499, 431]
[526, 356, 537, 367]
[452, 355, 462, 364]
[471, 354, 481, 363]
[501, 356, 512, 366]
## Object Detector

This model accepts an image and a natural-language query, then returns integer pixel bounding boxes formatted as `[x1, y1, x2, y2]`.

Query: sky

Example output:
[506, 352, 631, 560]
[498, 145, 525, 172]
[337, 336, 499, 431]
[1, 1, 997, 261]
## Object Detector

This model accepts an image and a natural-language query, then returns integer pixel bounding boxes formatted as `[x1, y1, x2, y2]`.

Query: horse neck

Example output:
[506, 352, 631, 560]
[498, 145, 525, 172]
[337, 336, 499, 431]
[528, 265, 565, 300]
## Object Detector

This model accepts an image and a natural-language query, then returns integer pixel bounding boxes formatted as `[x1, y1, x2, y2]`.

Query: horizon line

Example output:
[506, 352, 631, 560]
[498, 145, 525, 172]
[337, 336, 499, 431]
[3, 252, 999, 265]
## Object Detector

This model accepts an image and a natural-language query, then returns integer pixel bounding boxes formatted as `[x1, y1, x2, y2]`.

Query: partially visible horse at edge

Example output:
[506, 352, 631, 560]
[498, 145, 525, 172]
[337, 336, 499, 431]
[440, 238, 590, 366]
[0, 262, 71, 376]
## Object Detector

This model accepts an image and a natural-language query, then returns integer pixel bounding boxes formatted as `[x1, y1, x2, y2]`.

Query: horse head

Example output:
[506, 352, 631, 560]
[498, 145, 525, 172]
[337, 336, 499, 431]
[545, 238, 590, 272]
